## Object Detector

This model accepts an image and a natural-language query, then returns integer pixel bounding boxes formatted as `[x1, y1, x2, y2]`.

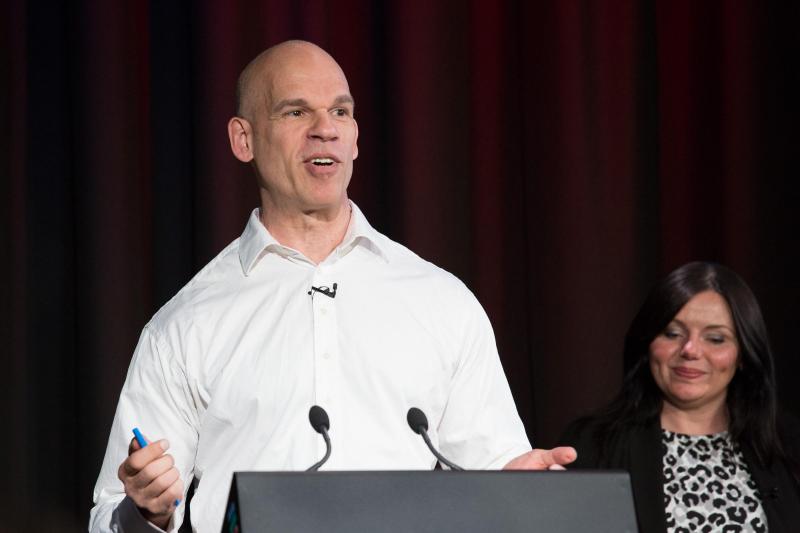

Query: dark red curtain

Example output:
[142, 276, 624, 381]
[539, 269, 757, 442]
[2, 1, 799, 530]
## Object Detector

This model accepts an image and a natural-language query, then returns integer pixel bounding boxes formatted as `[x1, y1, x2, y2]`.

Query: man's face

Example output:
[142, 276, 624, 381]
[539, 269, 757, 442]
[247, 47, 358, 214]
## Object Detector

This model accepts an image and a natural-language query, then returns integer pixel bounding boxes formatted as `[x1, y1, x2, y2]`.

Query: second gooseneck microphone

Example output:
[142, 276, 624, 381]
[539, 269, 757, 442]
[307, 405, 332, 471]
[407, 407, 464, 471]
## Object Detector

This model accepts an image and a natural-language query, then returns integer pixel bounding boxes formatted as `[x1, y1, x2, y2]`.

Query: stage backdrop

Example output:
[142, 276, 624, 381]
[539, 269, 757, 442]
[2, 1, 798, 531]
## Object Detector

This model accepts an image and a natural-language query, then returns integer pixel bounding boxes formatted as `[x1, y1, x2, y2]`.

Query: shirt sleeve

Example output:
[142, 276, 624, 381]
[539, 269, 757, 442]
[89, 325, 198, 533]
[436, 291, 532, 469]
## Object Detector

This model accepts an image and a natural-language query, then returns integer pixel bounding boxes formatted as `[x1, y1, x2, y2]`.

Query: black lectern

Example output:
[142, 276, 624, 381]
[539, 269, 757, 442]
[221, 470, 638, 532]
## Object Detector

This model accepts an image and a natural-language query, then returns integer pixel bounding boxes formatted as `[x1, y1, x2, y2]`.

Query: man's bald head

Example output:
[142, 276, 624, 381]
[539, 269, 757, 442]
[227, 39, 359, 222]
[235, 40, 350, 121]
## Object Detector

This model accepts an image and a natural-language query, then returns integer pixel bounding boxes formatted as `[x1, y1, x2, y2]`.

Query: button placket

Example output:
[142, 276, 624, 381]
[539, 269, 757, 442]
[311, 270, 340, 427]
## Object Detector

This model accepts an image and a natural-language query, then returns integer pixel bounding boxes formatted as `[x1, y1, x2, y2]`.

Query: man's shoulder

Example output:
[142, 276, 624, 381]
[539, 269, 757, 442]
[147, 237, 244, 333]
[375, 232, 473, 296]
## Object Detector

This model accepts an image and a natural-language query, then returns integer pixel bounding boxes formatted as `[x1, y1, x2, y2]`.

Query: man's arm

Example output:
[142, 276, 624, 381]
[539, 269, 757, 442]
[434, 285, 578, 471]
[435, 288, 533, 469]
[90, 326, 198, 533]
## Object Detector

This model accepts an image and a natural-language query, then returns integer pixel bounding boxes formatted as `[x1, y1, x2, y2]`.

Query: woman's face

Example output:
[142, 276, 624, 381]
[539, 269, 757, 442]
[649, 290, 739, 413]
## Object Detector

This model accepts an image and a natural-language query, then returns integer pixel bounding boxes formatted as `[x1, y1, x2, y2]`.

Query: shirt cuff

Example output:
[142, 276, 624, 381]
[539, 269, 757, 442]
[113, 496, 175, 533]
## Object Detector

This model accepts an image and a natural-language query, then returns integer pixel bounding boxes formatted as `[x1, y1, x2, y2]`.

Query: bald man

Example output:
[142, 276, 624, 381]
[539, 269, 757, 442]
[89, 41, 575, 533]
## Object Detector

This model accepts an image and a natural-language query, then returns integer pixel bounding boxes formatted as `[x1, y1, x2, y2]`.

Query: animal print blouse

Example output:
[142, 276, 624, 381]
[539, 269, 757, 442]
[662, 430, 767, 532]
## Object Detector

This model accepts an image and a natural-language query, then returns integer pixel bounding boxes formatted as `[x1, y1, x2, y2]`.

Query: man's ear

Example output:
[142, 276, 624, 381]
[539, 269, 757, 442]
[352, 118, 359, 160]
[228, 117, 254, 162]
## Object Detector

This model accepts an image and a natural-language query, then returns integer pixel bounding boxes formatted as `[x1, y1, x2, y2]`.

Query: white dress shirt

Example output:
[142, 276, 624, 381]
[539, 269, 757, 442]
[89, 202, 531, 533]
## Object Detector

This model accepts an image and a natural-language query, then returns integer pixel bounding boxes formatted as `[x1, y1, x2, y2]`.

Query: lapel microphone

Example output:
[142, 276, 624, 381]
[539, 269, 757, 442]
[308, 283, 337, 298]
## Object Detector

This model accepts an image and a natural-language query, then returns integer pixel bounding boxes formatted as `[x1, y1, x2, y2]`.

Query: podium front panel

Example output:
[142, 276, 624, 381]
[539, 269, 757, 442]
[222, 470, 638, 532]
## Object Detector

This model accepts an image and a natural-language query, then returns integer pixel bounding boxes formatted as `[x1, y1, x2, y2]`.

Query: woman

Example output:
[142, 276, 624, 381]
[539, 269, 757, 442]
[561, 262, 800, 532]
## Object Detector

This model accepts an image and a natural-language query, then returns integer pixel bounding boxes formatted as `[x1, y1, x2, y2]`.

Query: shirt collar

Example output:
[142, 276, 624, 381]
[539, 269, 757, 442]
[238, 201, 389, 275]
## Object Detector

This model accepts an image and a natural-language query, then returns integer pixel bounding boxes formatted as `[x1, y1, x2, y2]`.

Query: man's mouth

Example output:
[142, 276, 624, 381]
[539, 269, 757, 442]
[310, 157, 335, 166]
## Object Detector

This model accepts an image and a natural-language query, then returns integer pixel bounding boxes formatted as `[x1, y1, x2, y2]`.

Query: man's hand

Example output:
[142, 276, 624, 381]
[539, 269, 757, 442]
[503, 446, 577, 470]
[117, 436, 184, 531]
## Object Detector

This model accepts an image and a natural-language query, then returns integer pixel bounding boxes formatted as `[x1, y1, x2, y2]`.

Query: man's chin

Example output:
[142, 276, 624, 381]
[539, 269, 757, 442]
[297, 196, 350, 217]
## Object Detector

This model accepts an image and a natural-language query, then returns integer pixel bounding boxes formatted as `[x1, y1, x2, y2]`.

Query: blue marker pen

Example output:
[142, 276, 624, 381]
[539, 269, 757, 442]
[132, 427, 148, 448]
[132, 428, 181, 507]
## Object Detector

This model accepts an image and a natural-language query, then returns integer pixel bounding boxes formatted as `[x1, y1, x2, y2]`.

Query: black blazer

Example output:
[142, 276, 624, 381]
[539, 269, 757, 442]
[560, 416, 800, 533]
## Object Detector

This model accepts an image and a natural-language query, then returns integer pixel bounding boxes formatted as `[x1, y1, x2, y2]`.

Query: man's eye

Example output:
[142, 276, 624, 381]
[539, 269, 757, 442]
[286, 110, 303, 117]
[333, 108, 349, 117]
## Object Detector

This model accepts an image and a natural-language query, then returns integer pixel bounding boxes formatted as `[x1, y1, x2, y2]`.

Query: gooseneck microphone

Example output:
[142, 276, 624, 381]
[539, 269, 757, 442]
[406, 407, 464, 471]
[307, 405, 332, 471]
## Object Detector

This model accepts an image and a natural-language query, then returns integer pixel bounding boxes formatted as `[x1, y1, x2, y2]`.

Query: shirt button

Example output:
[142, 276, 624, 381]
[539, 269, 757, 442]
[320, 307, 328, 316]
[323, 352, 331, 360]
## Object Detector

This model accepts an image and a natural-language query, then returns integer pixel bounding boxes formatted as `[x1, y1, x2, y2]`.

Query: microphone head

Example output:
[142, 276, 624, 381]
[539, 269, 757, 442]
[406, 407, 428, 435]
[309, 405, 330, 433]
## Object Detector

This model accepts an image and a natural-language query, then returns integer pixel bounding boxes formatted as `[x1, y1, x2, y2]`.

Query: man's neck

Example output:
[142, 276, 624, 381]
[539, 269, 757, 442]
[259, 200, 352, 264]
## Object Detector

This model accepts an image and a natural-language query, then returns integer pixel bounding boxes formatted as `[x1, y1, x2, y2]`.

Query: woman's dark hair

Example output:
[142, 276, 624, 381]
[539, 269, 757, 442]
[590, 261, 781, 465]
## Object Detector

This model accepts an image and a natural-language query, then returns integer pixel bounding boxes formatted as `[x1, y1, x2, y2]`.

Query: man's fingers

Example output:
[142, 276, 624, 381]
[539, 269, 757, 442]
[537, 446, 577, 467]
[142, 466, 180, 501]
[141, 474, 184, 516]
[132, 454, 176, 490]
[115, 434, 182, 527]
[503, 446, 578, 470]
[126, 439, 170, 473]
[119, 439, 170, 481]
[550, 446, 577, 466]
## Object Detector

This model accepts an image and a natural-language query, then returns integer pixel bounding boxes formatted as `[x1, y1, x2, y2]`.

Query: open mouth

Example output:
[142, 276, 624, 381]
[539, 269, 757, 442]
[310, 158, 335, 167]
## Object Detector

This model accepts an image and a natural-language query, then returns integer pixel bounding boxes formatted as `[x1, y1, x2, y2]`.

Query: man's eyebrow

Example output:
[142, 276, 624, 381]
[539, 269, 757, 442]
[272, 98, 308, 113]
[272, 95, 355, 114]
[332, 95, 355, 108]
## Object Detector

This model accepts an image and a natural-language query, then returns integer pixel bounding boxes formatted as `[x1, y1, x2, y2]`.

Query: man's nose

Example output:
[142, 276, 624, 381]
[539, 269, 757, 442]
[308, 111, 339, 141]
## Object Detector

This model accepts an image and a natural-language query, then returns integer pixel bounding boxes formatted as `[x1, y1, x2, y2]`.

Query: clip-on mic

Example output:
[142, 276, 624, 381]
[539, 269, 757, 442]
[308, 283, 337, 298]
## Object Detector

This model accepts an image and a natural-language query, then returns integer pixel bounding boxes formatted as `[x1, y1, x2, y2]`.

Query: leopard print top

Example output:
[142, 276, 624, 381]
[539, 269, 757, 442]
[662, 430, 767, 532]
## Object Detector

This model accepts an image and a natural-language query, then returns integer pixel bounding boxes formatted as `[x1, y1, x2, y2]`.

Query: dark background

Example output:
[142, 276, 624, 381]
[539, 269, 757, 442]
[2, 1, 798, 531]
